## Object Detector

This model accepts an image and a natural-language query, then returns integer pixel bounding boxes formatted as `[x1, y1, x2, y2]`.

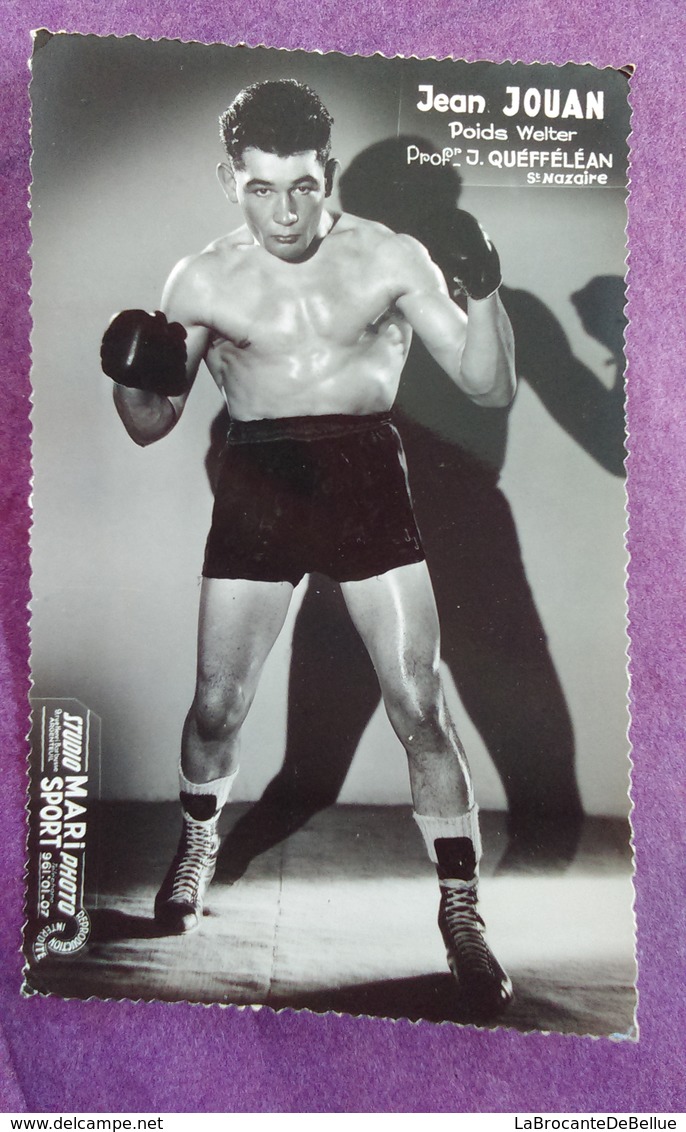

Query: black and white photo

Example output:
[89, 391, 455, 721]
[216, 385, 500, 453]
[25, 35, 633, 1037]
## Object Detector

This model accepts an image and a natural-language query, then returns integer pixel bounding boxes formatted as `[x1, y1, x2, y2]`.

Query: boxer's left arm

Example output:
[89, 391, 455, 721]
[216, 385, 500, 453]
[393, 235, 516, 408]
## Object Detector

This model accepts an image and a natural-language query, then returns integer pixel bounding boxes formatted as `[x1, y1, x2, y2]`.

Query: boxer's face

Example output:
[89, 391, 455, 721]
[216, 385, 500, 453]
[221, 148, 335, 262]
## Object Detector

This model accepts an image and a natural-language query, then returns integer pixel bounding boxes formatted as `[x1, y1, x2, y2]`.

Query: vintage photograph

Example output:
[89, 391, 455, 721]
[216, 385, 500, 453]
[25, 34, 633, 1036]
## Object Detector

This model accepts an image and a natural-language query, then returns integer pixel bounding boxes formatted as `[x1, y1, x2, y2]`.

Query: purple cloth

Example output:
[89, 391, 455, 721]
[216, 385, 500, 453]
[1, 1, 685, 1115]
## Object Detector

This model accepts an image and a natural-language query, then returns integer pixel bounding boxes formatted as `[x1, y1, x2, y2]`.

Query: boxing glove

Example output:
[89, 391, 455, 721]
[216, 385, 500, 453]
[443, 209, 502, 301]
[101, 309, 189, 397]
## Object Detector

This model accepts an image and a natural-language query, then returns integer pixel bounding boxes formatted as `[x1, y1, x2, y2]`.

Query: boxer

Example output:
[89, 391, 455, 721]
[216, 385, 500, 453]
[102, 79, 516, 1019]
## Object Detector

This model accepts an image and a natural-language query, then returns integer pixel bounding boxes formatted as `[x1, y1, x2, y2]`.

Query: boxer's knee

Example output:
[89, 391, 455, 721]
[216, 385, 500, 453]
[192, 676, 250, 743]
[383, 666, 448, 751]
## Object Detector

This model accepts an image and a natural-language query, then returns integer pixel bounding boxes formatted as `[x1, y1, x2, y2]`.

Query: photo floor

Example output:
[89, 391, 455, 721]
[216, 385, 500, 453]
[25, 803, 637, 1037]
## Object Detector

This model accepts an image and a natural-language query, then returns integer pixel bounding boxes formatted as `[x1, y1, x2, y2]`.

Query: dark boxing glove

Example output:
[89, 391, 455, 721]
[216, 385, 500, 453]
[101, 309, 189, 397]
[444, 209, 502, 301]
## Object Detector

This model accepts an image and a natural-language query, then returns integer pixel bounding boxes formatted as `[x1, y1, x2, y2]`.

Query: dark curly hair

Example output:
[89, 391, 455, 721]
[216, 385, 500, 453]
[219, 80, 334, 167]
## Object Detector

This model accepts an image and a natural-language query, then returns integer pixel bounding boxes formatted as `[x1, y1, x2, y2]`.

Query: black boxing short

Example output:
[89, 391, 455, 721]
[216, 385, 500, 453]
[202, 412, 425, 586]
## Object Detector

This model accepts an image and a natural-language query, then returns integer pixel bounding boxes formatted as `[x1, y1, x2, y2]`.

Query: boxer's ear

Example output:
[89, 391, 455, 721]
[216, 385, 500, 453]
[324, 158, 340, 198]
[217, 162, 238, 203]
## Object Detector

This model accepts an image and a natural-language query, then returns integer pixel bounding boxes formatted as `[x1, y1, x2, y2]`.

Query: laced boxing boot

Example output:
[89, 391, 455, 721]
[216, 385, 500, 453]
[435, 835, 513, 1018]
[154, 767, 237, 934]
[154, 794, 221, 933]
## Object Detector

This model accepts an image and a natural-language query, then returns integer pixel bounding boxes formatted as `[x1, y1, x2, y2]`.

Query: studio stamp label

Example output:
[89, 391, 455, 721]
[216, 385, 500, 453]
[25, 700, 100, 966]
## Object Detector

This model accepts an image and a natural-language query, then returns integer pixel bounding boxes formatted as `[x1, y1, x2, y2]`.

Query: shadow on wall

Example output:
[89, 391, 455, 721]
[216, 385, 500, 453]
[205, 137, 627, 876]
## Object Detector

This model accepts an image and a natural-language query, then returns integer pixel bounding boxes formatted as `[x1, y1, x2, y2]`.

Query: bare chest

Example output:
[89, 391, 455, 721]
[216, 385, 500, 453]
[206, 250, 400, 360]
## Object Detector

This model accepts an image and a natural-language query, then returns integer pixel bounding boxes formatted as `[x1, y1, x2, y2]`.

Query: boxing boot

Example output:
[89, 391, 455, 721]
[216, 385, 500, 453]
[154, 768, 237, 934]
[155, 792, 221, 932]
[101, 309, 189, 397]
[435, 836, 513, 1018]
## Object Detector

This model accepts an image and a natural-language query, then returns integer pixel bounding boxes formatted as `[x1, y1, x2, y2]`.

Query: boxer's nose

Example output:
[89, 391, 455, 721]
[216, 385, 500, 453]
[274, 193, 298, 226]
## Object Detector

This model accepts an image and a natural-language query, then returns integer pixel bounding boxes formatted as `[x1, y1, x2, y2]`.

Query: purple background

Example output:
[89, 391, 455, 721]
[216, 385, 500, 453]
[1, 0, 684, 1115]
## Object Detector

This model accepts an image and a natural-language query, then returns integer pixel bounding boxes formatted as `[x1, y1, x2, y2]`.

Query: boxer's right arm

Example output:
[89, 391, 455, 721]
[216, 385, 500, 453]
[107, 256, 212, 446]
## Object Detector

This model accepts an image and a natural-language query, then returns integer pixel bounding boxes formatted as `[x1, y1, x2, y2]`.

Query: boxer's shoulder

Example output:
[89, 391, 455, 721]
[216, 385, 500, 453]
[165, 228, 255, 304]
[333, 210, 398, 248]
[162, 248, 217, 324]
[325, 214, 440, 303]
[198, 227, 258, 276]
[332, 212, 432, 272]
[355, 222, 440, 295]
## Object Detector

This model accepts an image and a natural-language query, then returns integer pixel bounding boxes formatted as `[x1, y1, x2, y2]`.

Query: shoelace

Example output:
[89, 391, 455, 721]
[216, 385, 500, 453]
[170, 820, 217, 904]
[440, 879, 497, 974]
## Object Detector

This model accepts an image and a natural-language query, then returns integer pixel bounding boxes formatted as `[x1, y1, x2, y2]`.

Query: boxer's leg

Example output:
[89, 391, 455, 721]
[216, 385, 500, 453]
[155, 577, 293, 933]
[341, 561, 512, 1016]
[183, 577, 294, 780]
[340, 561, 469, 813]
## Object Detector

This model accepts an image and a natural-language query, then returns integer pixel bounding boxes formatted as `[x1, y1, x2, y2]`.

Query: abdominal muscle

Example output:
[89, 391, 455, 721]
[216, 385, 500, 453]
[206, 319, 411, 421]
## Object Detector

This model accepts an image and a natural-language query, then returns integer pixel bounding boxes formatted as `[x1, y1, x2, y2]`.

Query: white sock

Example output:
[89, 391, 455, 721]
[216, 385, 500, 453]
[179, 764, 239, 813]
[413, 805, 482, 864]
